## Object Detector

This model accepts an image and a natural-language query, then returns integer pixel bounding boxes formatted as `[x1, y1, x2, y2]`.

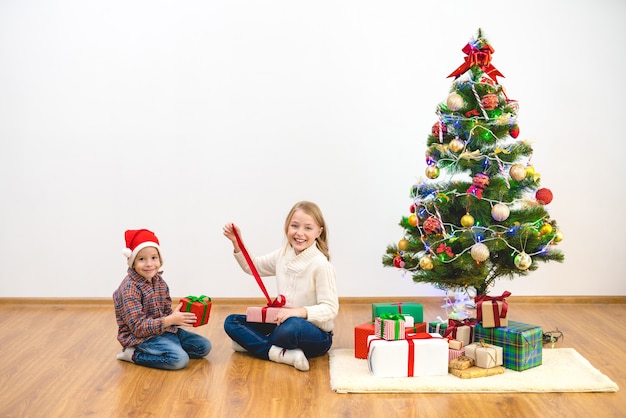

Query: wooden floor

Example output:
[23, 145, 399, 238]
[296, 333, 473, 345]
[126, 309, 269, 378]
[0, 298, 624, 418]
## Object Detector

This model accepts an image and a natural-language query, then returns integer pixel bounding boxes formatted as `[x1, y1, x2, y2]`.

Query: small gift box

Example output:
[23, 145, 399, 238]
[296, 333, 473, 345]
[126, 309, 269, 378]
[354, 322, 375, 359]
[180, 295, 212, 327]
[447, 338, 463, 350]
[428, 316, 448, 336]
[443, 318, 477, 347]
[246, 306, 280, 323]
[372, 302, 423, 323]
[449, 355, 474, 370]
[475, 291, 511, 328]
[405, 322, 427, 334]
[473, 320, 542, 371]
[375, 314, 406, 341]
[464, 341, 503, 368]
[450, 365, 505, 379]
[367, 333, 448, 377]
[448, 348, 465, 362]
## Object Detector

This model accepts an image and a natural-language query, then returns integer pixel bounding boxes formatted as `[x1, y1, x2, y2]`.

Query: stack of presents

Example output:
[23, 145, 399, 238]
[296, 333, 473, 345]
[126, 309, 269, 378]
[354, 291, 543, 378]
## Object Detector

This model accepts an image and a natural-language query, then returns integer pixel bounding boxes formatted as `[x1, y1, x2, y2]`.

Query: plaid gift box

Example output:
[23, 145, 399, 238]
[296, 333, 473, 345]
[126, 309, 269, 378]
[180, 295, 212, 327]
[372, 302, 423, 323]
[428, 317, 448, 336]
[473, 320, 542, 371]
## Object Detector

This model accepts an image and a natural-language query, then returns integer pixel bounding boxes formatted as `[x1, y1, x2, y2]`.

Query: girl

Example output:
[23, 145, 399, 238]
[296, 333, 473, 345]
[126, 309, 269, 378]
[222, 201, 339, 371]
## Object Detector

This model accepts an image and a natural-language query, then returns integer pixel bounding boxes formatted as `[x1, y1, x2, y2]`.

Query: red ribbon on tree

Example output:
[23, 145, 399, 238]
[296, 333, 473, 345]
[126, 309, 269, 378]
[475, 291, 511, 326]
[232, 224, 286, 308]
[448, 42, 504, 82]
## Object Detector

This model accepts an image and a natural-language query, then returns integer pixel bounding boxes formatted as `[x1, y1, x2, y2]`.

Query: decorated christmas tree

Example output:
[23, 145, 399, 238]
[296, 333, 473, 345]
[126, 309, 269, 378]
[382, 29, 564, 297]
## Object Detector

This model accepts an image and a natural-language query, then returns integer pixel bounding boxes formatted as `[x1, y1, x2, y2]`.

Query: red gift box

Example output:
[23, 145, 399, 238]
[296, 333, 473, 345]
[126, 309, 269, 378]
[181, 295, 211, 327]
[354, 322, 376, 359]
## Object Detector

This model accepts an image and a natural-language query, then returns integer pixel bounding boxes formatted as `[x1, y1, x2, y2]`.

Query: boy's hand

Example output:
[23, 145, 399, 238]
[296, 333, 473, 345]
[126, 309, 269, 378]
[165, 302, 197, 327]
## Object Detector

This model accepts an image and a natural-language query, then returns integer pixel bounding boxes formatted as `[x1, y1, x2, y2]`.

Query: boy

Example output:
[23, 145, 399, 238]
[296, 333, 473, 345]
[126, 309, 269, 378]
[113, 229, 211, 370]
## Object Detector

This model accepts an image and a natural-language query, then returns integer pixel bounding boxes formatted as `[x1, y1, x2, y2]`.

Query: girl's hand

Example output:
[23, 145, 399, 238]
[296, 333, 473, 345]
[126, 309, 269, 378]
[275, 308, 307, 326]
[223, 223, 242, 252]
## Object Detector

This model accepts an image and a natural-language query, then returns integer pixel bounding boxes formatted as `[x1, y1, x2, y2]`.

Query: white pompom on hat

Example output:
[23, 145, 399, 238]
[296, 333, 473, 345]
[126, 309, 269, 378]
[123, 229, 163, 268]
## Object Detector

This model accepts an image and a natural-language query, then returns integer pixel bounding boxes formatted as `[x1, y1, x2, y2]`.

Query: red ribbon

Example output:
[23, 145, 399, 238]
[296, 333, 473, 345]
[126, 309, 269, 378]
[232, 225, 286, 308]
[475, 291, 511, 326]
[444, 318, 477, 341]
[391, 302, 403, 314]
[436, 243, 453, 257]
[448, 42, 504, 82]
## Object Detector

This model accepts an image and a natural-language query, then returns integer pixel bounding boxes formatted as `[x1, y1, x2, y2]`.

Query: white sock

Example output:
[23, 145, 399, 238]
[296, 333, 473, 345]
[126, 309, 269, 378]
[268, 345, 309, 371]
[116, 347, 135, 363]
[231, 340, 247, 352]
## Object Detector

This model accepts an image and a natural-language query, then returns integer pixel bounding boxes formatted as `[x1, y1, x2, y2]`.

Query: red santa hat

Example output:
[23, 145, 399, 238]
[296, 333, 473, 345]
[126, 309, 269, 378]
[123, 229, 163, 268]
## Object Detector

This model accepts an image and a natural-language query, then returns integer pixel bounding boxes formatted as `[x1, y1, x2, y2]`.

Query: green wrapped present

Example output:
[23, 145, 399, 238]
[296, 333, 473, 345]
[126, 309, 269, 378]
[428, 316, 448, 336]
[473, 320, 542, 371]
[372, 302, 423, 323]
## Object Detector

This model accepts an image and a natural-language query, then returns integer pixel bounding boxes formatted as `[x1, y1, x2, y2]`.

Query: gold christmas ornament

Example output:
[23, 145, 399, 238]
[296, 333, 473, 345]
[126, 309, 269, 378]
[509, 164, 526, 181]
[461, 213, 475, 228]
[539, 223, 553, 235]
[449, 138, 465, 153]
[419, 256, 434, 270]
[554, 231, 564, 242]
[398, 238, 409, 251]
[425, 165, 440, 179]
[408, 214, 419, 227]
[446, 93, 464, 111]
[470, 243, 490, 262]
[491, 203, 510, 221]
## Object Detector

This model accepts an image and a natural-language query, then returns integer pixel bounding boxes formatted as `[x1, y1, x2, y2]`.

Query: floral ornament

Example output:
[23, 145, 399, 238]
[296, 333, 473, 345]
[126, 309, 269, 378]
[436, 243, 454, 260]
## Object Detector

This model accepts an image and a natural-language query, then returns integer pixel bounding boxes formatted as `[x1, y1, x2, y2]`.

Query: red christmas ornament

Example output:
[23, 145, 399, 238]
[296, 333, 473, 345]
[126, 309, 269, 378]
[510, 125, 520, 138]
[472, 173, 490, 189]
[393, 255, 405, 268]
[432, 121, 447, 138]
[423, 216, 442, 234]
[481, 94, 499, 110]
[409, 203, 416, 213]
[536, 188, 553, 205]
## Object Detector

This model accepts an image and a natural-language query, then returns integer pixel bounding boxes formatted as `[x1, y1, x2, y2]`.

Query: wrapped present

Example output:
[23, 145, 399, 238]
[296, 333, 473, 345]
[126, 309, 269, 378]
[428, 316, 448, 336]
[473, 320, 542, 371]
[464, 341, 503, 368]
[354, 322, 375, 359]
[181, 295, 212, 327]
[450, 365, 505, 379]
[372, 302, 423, 323]
[367, 333, 448, 377]
[375, 314, 406, 341]
[475, 291, 511, 328]
[447, 338, 463, 350]
[448, 348, 465, 362]
[449, 355, 474, 370]
[246, 306, 280, 323]
[405, 322, 427, 334]
[443, 318, 477, 347]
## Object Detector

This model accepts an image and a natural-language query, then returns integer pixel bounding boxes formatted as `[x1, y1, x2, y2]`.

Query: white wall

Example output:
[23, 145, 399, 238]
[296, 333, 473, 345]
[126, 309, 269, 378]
[1, 0, 625, 299]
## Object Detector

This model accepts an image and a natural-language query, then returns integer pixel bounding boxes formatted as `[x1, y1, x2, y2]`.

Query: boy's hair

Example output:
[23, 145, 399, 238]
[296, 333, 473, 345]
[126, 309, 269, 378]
[284, 201, 330, 260]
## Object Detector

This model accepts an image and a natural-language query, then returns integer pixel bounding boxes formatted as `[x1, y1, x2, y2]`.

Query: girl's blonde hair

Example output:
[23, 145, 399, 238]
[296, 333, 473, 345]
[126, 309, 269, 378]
[284, 201, 330, 260]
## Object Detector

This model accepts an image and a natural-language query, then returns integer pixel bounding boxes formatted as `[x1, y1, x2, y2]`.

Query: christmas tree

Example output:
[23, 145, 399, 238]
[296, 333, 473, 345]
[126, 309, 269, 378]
[382, 29, 564, 297]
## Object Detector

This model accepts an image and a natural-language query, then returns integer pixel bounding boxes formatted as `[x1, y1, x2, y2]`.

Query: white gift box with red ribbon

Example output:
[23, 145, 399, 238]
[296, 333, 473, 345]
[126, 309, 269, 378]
[367, 332, 448, 377]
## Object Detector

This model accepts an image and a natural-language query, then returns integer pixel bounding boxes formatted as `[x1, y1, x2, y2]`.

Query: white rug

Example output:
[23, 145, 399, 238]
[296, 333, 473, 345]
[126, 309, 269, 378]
[329, 348, 619, 393]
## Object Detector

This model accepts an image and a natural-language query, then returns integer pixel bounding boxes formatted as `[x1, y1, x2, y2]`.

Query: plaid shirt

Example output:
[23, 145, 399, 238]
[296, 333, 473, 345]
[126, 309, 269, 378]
[113, 268, 177, 347]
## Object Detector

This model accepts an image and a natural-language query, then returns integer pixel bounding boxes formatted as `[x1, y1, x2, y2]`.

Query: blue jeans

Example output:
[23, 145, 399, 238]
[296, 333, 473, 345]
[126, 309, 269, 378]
[223, 314, 333, 360]
[133, 328, 212, 370]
